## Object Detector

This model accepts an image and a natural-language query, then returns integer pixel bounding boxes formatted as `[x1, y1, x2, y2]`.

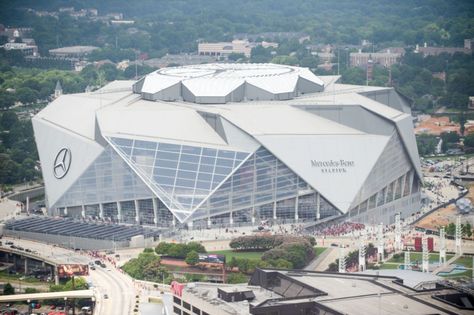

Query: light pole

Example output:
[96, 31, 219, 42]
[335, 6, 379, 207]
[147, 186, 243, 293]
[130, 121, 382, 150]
[64, 297, 68, 313]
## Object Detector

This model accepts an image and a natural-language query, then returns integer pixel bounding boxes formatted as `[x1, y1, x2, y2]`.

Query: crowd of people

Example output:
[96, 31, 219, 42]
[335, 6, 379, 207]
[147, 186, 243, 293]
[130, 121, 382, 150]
[312, 222, 365, 237]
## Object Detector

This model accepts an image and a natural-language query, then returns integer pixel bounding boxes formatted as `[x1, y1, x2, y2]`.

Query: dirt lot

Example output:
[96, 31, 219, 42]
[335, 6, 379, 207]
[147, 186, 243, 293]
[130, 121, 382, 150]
[416, 184, 474, 230]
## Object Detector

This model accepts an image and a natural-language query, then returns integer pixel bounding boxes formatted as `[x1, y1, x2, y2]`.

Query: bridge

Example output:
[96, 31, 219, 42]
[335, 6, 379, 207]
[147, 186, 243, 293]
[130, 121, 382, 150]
[0, 289, 94, 302]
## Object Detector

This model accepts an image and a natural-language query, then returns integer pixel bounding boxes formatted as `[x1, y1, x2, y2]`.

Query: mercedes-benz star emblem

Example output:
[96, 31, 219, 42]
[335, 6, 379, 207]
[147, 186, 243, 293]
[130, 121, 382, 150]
[53, 148, 72, 179]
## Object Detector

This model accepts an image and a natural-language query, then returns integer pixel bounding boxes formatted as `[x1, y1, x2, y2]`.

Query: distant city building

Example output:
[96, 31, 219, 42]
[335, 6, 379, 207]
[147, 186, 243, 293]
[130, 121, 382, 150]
[110, 20, 135, 25]
[415, 42, 471, 56]
[49, 46, 99, 58]
[54, 81, 63, 99]
[260, 41, 279, 49]
[432, 71, 446, 82]
[469, 96, 474, 110]
[350, 49, 402, 68]
[464, 38, 474, 50]
[1, 42, 38, 56]
[171, 268, 471, 315]
[144, 54, 216, 68]
[107, 12, 124, 20]
[198, 40, 279, 59]
[198, 40, 252, 58]
[0, 27, 33, 41]
[313, 52, 335, 63]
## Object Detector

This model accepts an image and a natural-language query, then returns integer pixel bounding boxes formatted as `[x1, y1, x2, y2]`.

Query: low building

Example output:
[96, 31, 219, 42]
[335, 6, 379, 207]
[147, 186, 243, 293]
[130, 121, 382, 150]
[49, 46, 99, 59]
[172, 268, 473, 315]
[350, 49, 402, 68]
[415, 42, 472, 57]
[198, 40, 252, 58]
[110, 20, 135, 25]
[1, 42, 38, 56]
[469, 96, 474, 109]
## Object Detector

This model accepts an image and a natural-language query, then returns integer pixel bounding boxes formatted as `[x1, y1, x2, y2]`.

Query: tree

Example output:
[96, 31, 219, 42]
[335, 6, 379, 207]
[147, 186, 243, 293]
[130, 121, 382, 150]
[15, 87, 39, 104]
[445, 223, 456, 236]
[464, 133, 474, 148]
[3, 283, 14, 295]
[186, 242, 206, 254]
[226, 272, 248, 284]
[64, 277, 88, 290]
[440, 131, 460, 152]
[99, 63, 119, 82]
[459, 112, 466, 136]
[185, 250, 199, 266]
[227, 53, 245, 61]
[0, 111, 18, 130]
[463, 223, 472, 238]
[24, 287, 38, 294]
[0, 91, 15, 109]
[416, 134, 438, 156]
[155, 242, 172, 255]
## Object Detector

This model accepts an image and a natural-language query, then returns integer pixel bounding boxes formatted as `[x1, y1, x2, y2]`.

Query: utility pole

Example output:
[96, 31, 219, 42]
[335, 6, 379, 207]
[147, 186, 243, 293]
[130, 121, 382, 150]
[422, 235, 429, 273]
[395, 213, 402, 252]
[404, 249, 411, 271]
[439, 227, 446, 266]
[455, 216, 462, 255]
[358, 234, 366, 272]
[338, 246, 346, 273]
[377, 223, 384, 262]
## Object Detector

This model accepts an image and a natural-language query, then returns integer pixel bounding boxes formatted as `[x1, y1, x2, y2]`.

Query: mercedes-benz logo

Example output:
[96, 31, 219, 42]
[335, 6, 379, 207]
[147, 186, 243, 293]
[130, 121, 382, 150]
[53, 148, 72, 179]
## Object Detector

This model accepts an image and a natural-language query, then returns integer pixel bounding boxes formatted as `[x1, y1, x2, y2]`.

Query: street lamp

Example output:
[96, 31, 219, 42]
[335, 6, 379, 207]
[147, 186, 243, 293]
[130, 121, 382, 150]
[64, 297, 68, 313]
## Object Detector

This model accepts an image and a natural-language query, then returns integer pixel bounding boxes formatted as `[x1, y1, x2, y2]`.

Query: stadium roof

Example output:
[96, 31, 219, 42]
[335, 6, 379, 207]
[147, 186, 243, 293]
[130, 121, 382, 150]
[133, 63, 325, 103]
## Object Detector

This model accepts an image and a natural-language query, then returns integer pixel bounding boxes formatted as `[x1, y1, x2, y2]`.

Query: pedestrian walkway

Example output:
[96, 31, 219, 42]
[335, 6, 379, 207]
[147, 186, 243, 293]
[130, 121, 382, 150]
[307, 247, 338, 272]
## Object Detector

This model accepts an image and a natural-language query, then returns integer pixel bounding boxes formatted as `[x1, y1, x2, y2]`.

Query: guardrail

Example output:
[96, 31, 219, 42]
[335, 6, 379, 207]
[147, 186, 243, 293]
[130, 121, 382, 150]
[411, 187, 468, 227]
[0, 289, 94, 302]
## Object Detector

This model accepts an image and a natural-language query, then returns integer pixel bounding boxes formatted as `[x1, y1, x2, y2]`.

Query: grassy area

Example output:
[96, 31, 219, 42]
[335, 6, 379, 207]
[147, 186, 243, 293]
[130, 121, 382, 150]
[379, 263, 400, 269]
[388, 253, 454, 264]
[210, 247, 326, 262]
[0, 272, 41, 284]
[439, 269, 473, 279]
[208, 250, 264, 260]
[454, 256, 474, 268]
[314, 247, 327, 257]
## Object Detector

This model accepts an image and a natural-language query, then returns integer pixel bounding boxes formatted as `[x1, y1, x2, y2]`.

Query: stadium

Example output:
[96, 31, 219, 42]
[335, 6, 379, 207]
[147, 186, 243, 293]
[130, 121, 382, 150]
[32, 63, 421, 229]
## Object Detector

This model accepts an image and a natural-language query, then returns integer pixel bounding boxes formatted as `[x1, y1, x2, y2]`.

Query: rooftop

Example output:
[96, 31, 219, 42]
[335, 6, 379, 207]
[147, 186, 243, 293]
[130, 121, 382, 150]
[49, 45, 99, 54]
[133, 63, 325, 104]
[176, 269, 472, 314]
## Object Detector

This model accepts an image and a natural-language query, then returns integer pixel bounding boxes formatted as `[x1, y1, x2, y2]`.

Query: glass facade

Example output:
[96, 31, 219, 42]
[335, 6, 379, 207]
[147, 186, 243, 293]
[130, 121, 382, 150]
[54, 146, 155, 208]
[121, 200, 136, 224]
[52, 135, 418, 228]
[297, 194, 317, 220]
[351, 169, 419, 214]
[138, 199, 155, 225]
[108, 137, 250, 221]
[188, 147, 339, 223]
[84, 204, 99, 219]
[103, 202, 118, 222]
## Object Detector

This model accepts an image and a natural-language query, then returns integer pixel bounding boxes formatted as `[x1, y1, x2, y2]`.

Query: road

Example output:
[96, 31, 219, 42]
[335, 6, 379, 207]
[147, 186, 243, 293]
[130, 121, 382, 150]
[1, 236, 136, 315]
